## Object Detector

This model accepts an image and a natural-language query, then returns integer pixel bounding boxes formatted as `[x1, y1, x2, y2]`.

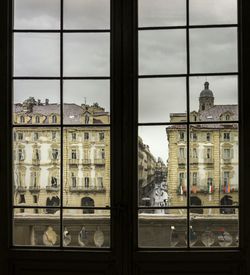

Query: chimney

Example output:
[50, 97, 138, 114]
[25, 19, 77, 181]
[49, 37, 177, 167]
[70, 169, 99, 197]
[45, 99, 49, 105]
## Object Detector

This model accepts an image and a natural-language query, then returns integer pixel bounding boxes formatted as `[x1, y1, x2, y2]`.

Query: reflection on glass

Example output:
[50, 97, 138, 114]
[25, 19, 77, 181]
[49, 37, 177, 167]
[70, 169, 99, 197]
[189, 76, 238, 122]
[14, 33, 60, 77]
[63, 127, 110, 207]
[14, 0, 60, 29]
[139, 78, 186, 123]
[190, 0, 237, 25]
[139, 0, 186, 27]
[63, 33, 110, 77]
[138, 126, 187, 207]
[189, 123, 238, 207]
[63, 227, 72, 246]
[13, 80, 60, 125]
[13, 128, 61, 206]
[190, 28, 237, 73]
[138, 209, 187, 248]
[139, 30, 186, 75]
[190, 208, 238, 247]
[63, 80, 110, 124]
[64, 0, 110, 29]
[185, 226, 198, 246]
[63, 209, 110, 248]
[13, 208, 60, 246]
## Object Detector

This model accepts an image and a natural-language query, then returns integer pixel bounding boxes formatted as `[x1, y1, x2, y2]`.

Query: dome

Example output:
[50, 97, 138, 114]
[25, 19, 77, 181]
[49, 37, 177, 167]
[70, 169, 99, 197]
[199, 82, 214, 98]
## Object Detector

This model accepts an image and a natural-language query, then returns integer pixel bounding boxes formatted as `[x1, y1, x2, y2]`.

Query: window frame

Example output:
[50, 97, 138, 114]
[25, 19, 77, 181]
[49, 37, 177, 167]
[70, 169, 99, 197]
[0, 0, 250, 274]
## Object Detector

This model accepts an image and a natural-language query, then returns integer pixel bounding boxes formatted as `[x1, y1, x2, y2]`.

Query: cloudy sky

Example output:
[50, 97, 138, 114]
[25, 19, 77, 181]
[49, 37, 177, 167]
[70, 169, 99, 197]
[13, 0, 238, 161]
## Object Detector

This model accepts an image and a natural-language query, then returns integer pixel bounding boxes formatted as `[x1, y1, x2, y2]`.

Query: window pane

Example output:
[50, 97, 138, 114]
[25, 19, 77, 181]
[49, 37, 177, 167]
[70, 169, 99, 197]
[190, 208, 239, 248]
[14, 33, 60, 77]
[189, 76, 238, 122]
[64, 0, 110, 29]
[63, 209, 110, 248]
[189, 124, 239, 207]
[14, 0, 60, 29]
[13, 208, 60, 246]
[13, 128, 61, 207]
[139, 78, 186, 123]
[13, 80, 60, 125]
[63, 127, 110, 207]
[190, 28, 238, 73]
[63, 80, 110, 125]
[139, 30, 186, 75]
[190, 0, 237, 26]
[138, 209, 187, 248]
[138, 126, 187, 207]
[63, 33, 110, 77]
[139, 0, 186, 27]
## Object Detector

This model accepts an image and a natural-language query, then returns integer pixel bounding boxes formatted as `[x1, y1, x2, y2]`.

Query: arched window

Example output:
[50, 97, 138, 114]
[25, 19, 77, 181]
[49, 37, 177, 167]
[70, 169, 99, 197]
[81, 197, 94, 214]
[35, 116, 40, 123]
[20, 116, 24, 123]
[52, 115, 57, 123]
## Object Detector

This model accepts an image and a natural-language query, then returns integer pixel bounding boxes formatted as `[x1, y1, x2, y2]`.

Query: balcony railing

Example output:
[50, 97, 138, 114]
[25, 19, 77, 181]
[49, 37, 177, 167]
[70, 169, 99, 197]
[46, 185, 60, 192]
[178, 157, 186, 165]
[223, 157, 232, 164]
[16, 186, 27, 192]
[51, 158, 59, 164]
[190, 157, 198, 164]
[68, 159, 79, 165]
[94, 159, 105, 165]
[29, 185, 40, 192]
[32, 159, 40, 165]
[69, 186, 106, 193]
[204, 158, 214, 164]
[82, 159, 91, 165]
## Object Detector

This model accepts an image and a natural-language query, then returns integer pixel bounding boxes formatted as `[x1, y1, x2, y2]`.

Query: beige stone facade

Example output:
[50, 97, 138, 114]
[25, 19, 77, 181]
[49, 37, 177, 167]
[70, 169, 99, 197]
[167, 82, 239, 210]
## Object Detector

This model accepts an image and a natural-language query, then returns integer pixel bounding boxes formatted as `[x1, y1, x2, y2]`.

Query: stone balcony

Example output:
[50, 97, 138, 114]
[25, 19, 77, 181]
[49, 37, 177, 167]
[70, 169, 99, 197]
[82, 159, 91, 165]
[16, 186, 27, 192]
[32, 159, 40, 165]
[46, 185, 60, 192]
[29, 185, 40, 192]
[178, 157, 186, 165]
[204, 158, 214, 164]
[69, 185, 106, 193]
[68, 159, 79, 165]
[94, 159, 105, 165]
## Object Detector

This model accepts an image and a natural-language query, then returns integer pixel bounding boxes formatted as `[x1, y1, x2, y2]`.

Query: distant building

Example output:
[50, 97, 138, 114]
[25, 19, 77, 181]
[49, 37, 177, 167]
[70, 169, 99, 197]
[13, 98, 110, 213]
[167, 82, 238, 209]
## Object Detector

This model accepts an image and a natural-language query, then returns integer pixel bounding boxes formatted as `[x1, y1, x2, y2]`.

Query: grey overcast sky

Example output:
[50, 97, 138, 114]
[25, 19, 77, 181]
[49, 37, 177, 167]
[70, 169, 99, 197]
[13, 0, 238, 162]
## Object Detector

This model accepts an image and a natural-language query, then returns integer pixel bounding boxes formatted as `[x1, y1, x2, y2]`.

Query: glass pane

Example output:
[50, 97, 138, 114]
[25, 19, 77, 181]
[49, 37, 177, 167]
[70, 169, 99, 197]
[190, 0, 237, 26]
[14, 33, 60, 77]
[190, 28, 238, 73]
[63, 80, 110, 125]
[139, 78, 186, 123]
[189, 124, 239, 207]
[13, 80, 60, 125]
[13, 128, 61, 206]
[63, 33, 110, 77]
[138, 209, 187, 248]
[14, 0, 60, 29]
[63, 127, 110, 207]
[139, 30, 186, 75]
[13, 208, 60, 246]
[139, 0, 186, 27]
[138, 126, 187, 207]
[64, 0, 110, 29]
[63, 209, 110, 248]
[189, 76, 238, 122]
[189, 208, 239, 247]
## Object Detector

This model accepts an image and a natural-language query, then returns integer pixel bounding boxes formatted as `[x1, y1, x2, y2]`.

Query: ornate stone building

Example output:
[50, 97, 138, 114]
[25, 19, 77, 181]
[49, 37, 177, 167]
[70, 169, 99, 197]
[13, 98, 110, 213]
[167, 82, 238, 209]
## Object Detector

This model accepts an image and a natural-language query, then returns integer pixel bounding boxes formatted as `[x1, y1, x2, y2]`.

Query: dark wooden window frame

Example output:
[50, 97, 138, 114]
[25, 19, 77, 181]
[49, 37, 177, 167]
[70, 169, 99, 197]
[0, 0, 250, 274]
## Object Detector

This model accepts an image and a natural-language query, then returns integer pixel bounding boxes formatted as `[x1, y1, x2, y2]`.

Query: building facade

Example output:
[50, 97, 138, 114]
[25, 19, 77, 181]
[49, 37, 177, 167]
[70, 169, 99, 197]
[167, 82, 238, 210]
